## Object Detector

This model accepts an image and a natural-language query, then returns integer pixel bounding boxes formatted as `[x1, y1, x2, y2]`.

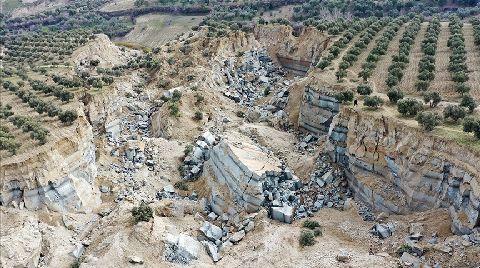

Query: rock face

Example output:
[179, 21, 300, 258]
[0, 118, 100, 212]
[70, 34, 135, 68]
[255, 25, 330, 75]
[298, 87, 341, 135]
[204, 139, 281, 215]
[323, 107, 480, 234]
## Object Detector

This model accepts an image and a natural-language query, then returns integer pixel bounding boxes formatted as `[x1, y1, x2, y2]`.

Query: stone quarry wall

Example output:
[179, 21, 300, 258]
[0, 117, 100, 212]
[298, 86, 341, 135]
[254, 25, 330, 75]
[204, 140, 280, 215]
[324, 107, 480, 235]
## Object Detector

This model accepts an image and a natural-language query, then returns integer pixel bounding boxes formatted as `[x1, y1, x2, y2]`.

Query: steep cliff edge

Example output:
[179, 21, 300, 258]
[254, 25, 330, 75]
[326, 107, 480, 235]
[0, 117, 100, 212]
[292, 84, 479, 235]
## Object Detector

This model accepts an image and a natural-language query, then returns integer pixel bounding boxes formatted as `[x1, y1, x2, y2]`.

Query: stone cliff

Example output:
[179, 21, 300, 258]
[255, 25, 330, 75]
[0, 117, 100, 212]
[204, 137, 281, 215]
[294, 85, 480, 234]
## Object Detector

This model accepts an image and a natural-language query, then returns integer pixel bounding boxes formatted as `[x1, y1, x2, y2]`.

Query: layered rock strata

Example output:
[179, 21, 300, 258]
[204, 139, 281, 215]
[0, 118, 100, 212]
[298, 86, 340, 135]
[326, 107, 480, 234]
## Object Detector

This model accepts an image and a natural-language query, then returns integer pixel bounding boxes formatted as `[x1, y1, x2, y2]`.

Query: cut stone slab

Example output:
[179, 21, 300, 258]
[271, 205, 294, 224]
[164, 233, 200, 264]
[200, 221, 223, 242]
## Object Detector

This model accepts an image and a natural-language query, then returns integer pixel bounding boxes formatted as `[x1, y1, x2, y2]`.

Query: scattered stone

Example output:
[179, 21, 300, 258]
[200, 221, 223, 242]
[371, 223, 395, 239]
[202, 241, 221, 262]
[207, 212, 218, 221]
[128, 256, 144, 264]
[244, 221, 255, 232]
[163, 185, 175, 194]
[335, 251, 351, 263]
[400, 252, 421, 267]
[99, 185, 110, 193]
[69, 243, 85, 259]
[432, 244, 453, 254]
[230, 230, 245, 244]
[271, 205, 294, 224]
[164, 234, 200, 264]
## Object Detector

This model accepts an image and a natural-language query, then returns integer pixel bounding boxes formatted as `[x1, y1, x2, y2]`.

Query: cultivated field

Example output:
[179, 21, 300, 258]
[114, 14, 205, 47]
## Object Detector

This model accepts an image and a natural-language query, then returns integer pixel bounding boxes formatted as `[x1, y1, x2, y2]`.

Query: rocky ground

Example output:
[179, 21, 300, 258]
[1, 28, 479, 268]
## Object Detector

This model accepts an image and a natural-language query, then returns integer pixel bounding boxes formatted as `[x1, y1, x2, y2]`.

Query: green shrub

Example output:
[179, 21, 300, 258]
[357, 84, 372, 95]
[157, 79, 169, 89]
[396, 244, 413, 256]
[363, 96, 383, 109]
[172, 90, 182, 102]
[236, 111, 245, 118]
[334, 91, 354, 103]
[299, 230, 315, 247]
[463, 117, 480, 139]
[460, 95, 477, 113]
[423, 91, 442, 107]
[131, 202, 153, 223]
[398, 98, 423, 116]
[443, 105, 466, 122]
[455, 82, 471, 95]
[387, 87, 404, 104]
[195, 93, 204, 104]
[71, 257, 85, 268]
[174, 181, 189, 191]
[169, 103, 180, 117]
[416, 112, 442, 131]
[184, 144, 193, 156]
[335, 69, 347, 81]
[264, 87, 271, 96]
[194, 111, 203, 121]
[178, 165, 186, 177]
[58, 110, 78, 125]
[303, 220, 321, 230]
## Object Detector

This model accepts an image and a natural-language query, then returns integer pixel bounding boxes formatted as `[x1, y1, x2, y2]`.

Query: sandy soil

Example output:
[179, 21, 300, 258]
[395, 22, 427, 95]
[463, 23, 480, 101]
[371, 23, 408, 93]
[430, 22, 458, 102]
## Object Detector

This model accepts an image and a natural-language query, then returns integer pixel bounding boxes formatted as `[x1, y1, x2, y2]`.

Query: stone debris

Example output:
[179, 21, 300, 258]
[69, 243, 85, 259]
[182, 131, 219, 180]
[128, 256, 144, 264]
[200, 221, 223, 242]
[164, 233, 200, 264]
[201, 241, 221, 262]
[262, 155, 351, 223]
[229, 230, 245, 244]
[222, 49, 286, 106]
[400, 252, 421, 267]
[335, 251, 351, 263]
[196, 209, 259, 262]
[371, 223, 396, 239]
[271, 205, 295, 224]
